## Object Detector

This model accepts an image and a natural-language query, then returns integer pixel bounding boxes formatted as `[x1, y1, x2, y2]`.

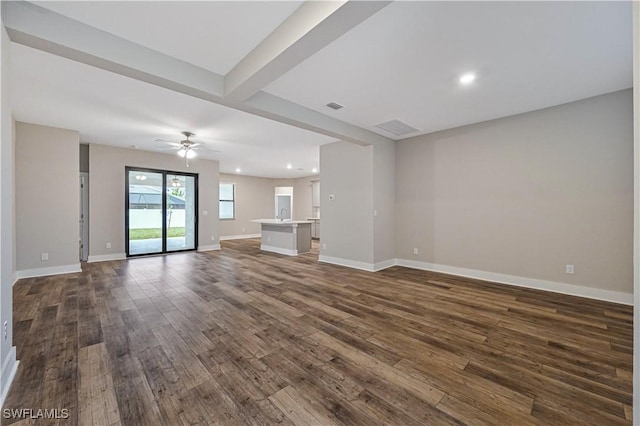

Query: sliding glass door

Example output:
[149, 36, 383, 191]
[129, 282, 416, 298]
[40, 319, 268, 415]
[126, 167, 198, 257]
[166, 174, 197, 252]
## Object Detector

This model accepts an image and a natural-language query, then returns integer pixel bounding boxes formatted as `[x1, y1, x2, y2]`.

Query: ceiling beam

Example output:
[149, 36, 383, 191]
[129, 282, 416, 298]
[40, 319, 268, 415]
[2, 1, 393, 146]
[224, 1, 391, 102]
[3, 1, 225, 101]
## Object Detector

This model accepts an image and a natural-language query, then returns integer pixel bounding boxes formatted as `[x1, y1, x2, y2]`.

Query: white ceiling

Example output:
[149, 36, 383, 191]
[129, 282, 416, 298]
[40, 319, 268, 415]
[9, 1, 633, 177]
[265, 1, 633, 139]
[32, 1, 303, 75]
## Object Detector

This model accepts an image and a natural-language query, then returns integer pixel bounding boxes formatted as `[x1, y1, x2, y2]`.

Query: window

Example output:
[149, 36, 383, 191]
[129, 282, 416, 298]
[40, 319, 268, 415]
[219, 183, 235, 219]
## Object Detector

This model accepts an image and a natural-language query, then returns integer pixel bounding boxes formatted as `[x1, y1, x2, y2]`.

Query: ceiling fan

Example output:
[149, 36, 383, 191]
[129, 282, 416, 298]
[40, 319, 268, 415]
[155, 131, 220, 167]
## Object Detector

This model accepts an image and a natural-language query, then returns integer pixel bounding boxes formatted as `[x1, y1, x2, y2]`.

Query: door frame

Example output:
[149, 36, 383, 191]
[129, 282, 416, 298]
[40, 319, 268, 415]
[79, 172, 89, 261]
[125, 166, 199, 257]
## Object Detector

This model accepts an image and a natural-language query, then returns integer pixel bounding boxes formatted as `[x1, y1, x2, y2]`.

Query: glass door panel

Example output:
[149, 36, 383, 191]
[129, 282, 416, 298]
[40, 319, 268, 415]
[166, 174, 196, 251]
[127, 170, 164, 255]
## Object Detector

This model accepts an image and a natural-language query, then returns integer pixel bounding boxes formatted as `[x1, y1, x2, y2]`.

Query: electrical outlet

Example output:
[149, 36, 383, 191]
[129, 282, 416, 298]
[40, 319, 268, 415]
[211, 235, 215, 241]
[202, 210, 208, 216]
[322, 243, 326, 250]
[329, 194, 335, 201]
[242, 228, 245, 232]
[41, 253, 48, 261]
[565, 264, 575, 274]
[267, 237, 271, 242]
[413, 248, 419, 255]
[105, 242, 112, 249]
[373, 210, 378, 217]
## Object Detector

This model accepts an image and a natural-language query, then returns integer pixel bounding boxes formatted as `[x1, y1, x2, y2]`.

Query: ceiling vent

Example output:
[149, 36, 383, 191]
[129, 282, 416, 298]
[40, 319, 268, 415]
[375, 119, 420, 137]
[326, 102, 344, 110]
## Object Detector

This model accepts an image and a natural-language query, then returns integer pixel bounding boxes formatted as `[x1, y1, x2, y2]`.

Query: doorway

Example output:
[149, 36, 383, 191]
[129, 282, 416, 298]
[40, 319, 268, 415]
[275, 186, 293, 220]
[125, 167, 198, 257]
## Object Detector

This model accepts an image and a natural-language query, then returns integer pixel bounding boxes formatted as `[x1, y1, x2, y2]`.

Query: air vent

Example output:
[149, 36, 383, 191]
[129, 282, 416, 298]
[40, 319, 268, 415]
[375, 119, 420, 137]
[326, 102, 344, 110]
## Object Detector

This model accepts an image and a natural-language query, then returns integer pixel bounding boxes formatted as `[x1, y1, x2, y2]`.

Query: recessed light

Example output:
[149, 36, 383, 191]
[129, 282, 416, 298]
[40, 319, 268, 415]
[459, 72, 476, 85]
[235, 168, 241, 173]
[286, 164, 292, 169]
[312, 168, 318, 173]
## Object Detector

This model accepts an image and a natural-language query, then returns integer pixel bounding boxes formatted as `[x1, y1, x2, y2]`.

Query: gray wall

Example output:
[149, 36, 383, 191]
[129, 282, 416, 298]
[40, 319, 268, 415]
[373, 140, 395, 264]
[15, 122, 80, 271]
[0, 20, 16, 398]
[396, 90, 633, 293]
[633, 6, 639, 422]
[219, 173, 274, 237]
[293, 175, 316, 220]
[89, 144, 220, 258]
[320, 141, 374, 265]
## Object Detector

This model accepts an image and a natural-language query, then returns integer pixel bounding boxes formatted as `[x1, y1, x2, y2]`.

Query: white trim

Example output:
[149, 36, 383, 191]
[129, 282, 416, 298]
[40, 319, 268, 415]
[0, 347, 18, 408]
[197, 244, 221, 252]
[395, 258, 633, 306]
[15, 263, 81, 279]
[219, 234, 261, 241]
[373, 258, 396, 272]
[87, 253, 126, 263]
[318, 255, 375, 272]
[261, 245, 298, 256]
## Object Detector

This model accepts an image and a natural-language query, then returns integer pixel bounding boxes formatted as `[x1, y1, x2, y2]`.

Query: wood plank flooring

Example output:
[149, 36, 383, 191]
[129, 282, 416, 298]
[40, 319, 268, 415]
[3, 238, 633, 425]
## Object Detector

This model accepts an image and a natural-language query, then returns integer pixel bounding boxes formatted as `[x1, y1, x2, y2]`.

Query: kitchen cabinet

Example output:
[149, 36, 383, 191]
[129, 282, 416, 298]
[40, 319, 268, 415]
[308, 218, 320, 239]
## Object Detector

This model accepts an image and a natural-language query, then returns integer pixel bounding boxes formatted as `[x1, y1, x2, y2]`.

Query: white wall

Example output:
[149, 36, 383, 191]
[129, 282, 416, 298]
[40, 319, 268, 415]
[89, 144, 219, 259]
[0, 17, 17, 405]
[219, 173, 274, 238]
[15, 122, 80, 274]
[319, 141, 374, 267]
[373, 140, 395, 265]
[396, 90, 633, 299]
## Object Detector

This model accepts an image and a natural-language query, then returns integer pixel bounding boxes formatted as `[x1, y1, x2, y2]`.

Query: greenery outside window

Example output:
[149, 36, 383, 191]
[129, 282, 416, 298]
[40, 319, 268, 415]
[219, 183, 235, 219]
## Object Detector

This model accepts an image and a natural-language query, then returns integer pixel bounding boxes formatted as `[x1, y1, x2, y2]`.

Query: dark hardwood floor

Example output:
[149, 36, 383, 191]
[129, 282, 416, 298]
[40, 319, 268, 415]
[3, 238, 633, 425]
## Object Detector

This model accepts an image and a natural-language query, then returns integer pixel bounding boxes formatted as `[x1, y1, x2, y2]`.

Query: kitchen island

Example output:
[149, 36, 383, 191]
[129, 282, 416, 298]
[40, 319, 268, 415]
[251, 219, 312, 255]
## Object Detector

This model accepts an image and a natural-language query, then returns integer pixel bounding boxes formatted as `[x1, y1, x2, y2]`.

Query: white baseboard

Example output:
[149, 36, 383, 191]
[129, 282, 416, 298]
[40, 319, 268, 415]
[197, 244, 221, 252]
[319, 255, 376, 272]
[261, 245, 298, 256]
[0, 346, 18, 407]
[395, 258, 633, 305]
[87, 253, 126, 263]
[220, 234, 261, 241]
[15, 263, 81, 279]
[373, 258, 397, 272]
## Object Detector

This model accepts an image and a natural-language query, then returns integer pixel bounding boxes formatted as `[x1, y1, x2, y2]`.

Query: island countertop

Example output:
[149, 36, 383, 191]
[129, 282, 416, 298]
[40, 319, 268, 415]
[251, 219, 312, 225]
[252, 219, 312, 255]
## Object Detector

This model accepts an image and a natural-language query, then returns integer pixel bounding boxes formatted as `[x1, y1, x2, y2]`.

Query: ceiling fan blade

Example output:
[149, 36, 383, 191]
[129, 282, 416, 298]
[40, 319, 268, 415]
[196, 147, 222, 153]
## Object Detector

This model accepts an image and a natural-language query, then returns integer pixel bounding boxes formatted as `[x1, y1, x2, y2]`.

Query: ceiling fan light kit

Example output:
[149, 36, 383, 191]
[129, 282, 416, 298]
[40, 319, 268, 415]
[176, 131, 197, 166]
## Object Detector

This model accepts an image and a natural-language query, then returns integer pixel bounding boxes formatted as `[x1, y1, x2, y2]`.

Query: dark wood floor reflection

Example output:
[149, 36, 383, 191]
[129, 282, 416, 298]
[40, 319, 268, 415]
[3, 238, 633, 425]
